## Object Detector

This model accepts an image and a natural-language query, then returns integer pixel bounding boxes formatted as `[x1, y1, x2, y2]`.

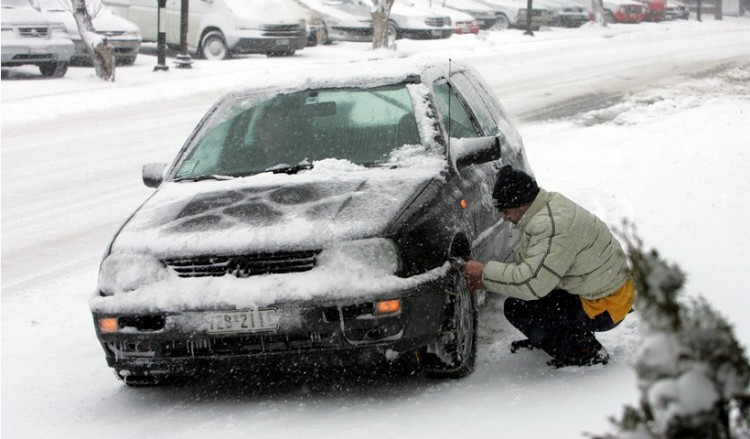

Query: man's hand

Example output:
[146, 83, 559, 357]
[461, 260, 485, 292]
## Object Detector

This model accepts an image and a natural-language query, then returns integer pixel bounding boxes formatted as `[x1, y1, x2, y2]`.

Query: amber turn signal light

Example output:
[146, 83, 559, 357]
[98, 317, 119, 333]
[375, 299, 401, 315]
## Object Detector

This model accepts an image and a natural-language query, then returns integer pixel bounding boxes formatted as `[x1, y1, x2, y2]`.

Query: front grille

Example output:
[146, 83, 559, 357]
[98, 30, 126, 37]
[18, 26, 49, 38]
[12, 54, 53, 61]
[164, 250, 320, 278]
[261, 24, 304, 37]
[160, 332, 338, 357]
[425, 17, 448, 27]
[519, 9, 547, 17]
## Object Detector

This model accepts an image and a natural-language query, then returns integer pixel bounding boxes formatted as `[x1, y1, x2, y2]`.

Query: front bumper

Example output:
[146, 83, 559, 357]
[399, 28, 454, 40]
[232, 33, 307, 55]
[549, 13, 589, 27]
[1, 38, 74, 66]
[329, 26, 373, 42]
[93, 277, 448, 378]
[70, 38, 141, 62]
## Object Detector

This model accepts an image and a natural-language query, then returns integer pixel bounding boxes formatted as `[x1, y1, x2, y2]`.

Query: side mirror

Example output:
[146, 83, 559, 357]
[142, 163, 167, 188]
[453, 134, 502, 168]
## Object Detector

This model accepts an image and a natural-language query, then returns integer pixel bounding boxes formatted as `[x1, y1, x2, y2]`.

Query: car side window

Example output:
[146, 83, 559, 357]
[432, 81, 481, 139]
[450, 73, 499, 137]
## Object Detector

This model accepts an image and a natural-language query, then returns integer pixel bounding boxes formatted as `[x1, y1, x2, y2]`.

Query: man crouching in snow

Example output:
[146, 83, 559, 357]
[461, 165, 635, 368]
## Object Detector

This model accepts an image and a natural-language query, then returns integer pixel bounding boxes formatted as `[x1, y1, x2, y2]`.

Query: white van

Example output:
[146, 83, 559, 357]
[104, 0, 307, 59]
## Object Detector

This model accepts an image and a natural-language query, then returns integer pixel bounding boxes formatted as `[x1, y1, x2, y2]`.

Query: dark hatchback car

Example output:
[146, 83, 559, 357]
[90, 60, 533, 386]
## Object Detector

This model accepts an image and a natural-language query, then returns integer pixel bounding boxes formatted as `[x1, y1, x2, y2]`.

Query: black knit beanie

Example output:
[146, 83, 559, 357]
[492, 165, 540, 209]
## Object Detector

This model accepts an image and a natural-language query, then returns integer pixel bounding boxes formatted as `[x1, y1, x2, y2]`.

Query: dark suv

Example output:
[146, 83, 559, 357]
[90, 60, 533, 386]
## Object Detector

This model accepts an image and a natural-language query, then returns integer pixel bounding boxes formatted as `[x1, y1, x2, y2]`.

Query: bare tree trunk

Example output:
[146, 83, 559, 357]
[592, 0, 607, 25]
[371, 0, 396, 50]
[714, 0, 723, 19]
[70, 0, 115, 81]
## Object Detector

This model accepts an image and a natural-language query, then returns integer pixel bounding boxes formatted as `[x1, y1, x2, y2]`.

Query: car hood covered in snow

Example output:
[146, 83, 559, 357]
[109, 159, 446, 259]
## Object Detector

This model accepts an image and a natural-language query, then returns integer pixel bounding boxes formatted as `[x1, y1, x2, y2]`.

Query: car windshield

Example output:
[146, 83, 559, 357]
[174, 84, 421, 180]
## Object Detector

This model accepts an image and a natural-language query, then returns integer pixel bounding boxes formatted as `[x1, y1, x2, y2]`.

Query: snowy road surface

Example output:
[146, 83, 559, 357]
[2, 18, 750, 439]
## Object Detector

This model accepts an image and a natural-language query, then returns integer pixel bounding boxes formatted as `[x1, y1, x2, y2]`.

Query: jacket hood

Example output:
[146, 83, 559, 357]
[110, 165, 441, 258]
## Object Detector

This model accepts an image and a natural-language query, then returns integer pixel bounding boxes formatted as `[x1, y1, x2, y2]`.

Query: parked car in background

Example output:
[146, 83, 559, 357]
[632, 0, 665, 19]
[409, 0, 480, 33]
[365, 0, 454, 40]
[90, 59, 533, 386]
[570, 0, 645, 23]
[534, 0, 588, 26]
[664, 0, 689, 18]
[475, 0, 550, 30]
[441, 0, 498, 29]
[293, 0, 372, 44]
[104, 0, 307, 59]
[1, 0, 73, 77]
[603, 0, 646, 21]
[31, 0, 141, 65]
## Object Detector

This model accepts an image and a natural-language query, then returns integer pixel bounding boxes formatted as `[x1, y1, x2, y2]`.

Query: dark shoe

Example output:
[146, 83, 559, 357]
[546, 347, 609, 368]
[510, 339, 539, 353]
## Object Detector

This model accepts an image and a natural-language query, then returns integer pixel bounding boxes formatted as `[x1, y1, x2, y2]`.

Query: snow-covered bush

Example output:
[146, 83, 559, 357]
[595, 223, 750, 439]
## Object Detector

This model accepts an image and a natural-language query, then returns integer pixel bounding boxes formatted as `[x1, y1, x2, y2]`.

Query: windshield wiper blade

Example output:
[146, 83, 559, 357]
[173, 174, 234, 182]
[264, 159, 313, 174]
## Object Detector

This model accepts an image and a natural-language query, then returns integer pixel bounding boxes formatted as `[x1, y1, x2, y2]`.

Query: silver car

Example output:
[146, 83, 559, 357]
[293, 0, 373, 44]
[534, 0, 588, 27]
[32, 0, 141, 65]
[1, 0, 74, 77]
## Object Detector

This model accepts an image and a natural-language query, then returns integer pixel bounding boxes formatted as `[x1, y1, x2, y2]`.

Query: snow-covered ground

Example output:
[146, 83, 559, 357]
[2, 17, 750, 439]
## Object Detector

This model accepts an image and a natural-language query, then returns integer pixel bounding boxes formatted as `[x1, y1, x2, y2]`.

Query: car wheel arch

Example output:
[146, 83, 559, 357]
[492, 14, 512, 30]
[199, 28, 229, 60]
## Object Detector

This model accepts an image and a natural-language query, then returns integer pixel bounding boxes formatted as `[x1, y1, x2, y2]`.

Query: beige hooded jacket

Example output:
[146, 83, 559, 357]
[482, 188, 629, 303]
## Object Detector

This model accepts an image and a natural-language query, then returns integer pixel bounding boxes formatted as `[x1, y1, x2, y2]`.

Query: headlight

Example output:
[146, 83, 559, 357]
[318, 238, 401, 274]
[97, 252, 168, 296]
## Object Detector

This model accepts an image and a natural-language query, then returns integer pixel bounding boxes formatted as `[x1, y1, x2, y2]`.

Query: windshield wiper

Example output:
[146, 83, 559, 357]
[173, 174, 234, 182]
[264, 159, 313, 174]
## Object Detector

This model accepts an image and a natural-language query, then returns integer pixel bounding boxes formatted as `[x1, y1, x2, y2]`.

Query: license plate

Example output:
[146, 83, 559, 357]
[205, 308, 279, 334]
[432, 30, 443, 37]
[275, 39, 290, 46]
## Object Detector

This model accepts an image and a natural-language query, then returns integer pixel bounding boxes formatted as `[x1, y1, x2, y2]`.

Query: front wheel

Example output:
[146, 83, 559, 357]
[116, 369, 173, 387]
[491, 15, 511, 30]
[266, 50, 295, 57]
[386, 22, 398, 47]
[422, 269, 477, 378]
[39, 61, 68, 77]
[200, 31, 229, 60]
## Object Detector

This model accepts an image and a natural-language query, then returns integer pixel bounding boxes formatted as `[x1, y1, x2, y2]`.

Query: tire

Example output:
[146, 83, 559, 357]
[200, 30, 229, 60]
[39, 61, 68, 78]
[491, 15, 511, 30]
[117, 370, 172, 387]
[118, 56, 137, 66]
[319, 26, 331, 45]
[266, 49, 295, 57]
[422, 268, 477, 378]
[386, 22, 398, 46]
[603, 10, 614, 23]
